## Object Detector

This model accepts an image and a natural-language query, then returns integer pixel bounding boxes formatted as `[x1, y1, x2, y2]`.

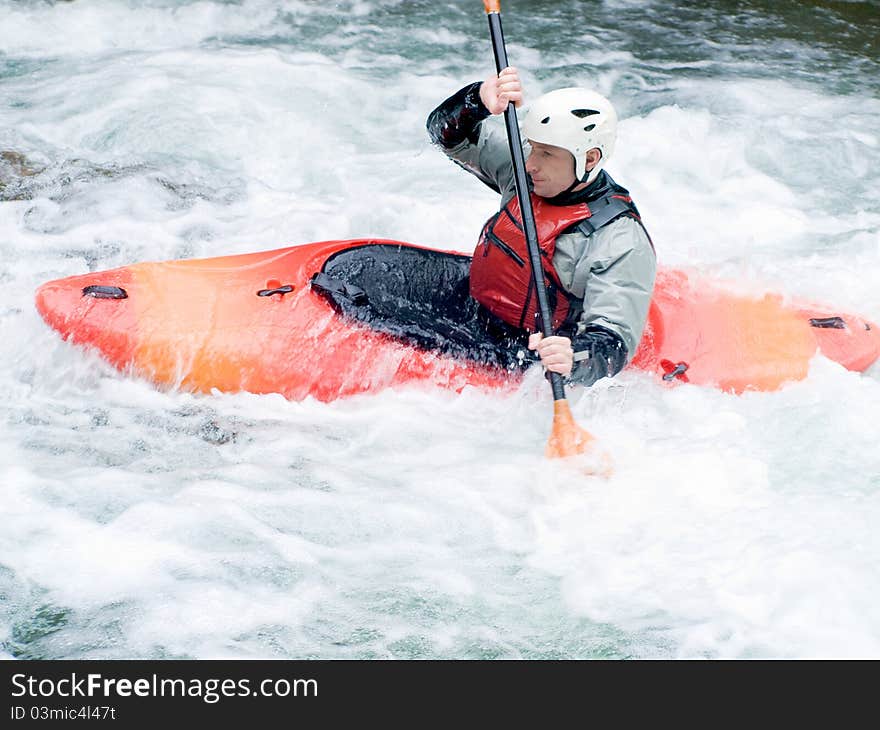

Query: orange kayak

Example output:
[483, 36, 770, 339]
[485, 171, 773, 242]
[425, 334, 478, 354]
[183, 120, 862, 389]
[34, 238, 880, 400]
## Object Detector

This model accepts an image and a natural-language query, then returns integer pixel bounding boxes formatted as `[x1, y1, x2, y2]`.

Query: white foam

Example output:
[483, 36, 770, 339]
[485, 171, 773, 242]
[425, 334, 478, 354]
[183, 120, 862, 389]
[1, 0, 879, 660]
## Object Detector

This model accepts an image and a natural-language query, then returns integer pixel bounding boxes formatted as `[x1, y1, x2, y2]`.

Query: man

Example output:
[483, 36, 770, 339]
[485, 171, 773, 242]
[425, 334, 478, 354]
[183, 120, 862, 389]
[427, 67, 656, 385]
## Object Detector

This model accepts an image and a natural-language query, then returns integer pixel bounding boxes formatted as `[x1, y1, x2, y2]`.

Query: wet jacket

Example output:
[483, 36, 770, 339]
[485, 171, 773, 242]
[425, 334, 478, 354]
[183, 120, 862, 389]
[427, 82, 657, 385]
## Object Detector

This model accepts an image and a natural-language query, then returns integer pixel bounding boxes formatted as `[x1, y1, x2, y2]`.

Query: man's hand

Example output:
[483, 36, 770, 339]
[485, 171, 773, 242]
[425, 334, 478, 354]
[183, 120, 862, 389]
[528, 333, 574, 377]
[479, 66, 523, 115]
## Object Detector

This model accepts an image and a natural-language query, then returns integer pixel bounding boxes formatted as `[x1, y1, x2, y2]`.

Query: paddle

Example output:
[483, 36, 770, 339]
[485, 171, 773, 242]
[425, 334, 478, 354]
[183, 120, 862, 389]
[481, 0, 605, 464]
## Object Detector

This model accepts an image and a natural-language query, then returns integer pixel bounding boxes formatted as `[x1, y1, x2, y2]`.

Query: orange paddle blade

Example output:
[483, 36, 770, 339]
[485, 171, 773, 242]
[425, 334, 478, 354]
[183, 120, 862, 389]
[545, 400, 612, 475]
[545, 399, 608, 468]
[483, 0, 501, 13]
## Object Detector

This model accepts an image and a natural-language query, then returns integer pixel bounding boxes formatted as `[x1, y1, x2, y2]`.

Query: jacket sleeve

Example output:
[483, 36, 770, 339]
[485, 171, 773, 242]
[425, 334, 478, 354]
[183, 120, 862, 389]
[567, 326, 629, 386]
[427, 82, 490, 149]
[426, 82, 516, 196]
[565, 217, 657, 386]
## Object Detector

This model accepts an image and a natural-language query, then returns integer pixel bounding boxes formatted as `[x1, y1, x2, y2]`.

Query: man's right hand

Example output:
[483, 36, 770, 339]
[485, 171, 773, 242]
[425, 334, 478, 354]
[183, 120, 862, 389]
[479, 66, 523, 115]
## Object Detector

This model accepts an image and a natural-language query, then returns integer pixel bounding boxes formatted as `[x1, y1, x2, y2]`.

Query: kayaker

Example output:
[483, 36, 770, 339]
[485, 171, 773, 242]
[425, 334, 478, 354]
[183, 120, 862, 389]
[427, 67, 656, 385]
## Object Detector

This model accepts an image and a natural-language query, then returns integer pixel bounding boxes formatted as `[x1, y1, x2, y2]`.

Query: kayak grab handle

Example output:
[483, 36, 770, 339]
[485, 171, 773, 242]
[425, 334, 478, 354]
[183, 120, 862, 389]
[661, 360, 689, 382]
[257, 285, 294, 297]
[82, 285, 128, 299]
[809, 316, 846, 329]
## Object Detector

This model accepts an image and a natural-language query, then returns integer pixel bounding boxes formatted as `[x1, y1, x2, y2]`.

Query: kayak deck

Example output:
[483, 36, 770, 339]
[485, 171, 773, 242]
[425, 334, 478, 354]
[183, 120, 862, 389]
[34, 239, 880, 400]
[314, 243, 531, 371]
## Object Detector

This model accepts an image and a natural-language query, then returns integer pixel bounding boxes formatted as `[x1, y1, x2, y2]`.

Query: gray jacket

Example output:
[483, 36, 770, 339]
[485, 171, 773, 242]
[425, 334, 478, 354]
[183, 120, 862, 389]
[428, 82, 656, 384]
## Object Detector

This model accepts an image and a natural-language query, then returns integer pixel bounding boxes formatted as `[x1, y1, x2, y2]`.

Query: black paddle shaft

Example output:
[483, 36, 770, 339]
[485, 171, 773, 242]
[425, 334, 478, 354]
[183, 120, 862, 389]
[486, 10, 566, 401]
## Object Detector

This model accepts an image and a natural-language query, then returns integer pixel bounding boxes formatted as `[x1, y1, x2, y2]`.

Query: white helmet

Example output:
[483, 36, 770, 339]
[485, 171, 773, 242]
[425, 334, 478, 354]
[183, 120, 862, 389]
[522, 87, 618, 185]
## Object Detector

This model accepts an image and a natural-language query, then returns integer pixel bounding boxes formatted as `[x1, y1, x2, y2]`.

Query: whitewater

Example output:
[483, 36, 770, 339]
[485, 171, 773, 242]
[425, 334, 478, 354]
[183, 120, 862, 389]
[1, 0, 879, 659]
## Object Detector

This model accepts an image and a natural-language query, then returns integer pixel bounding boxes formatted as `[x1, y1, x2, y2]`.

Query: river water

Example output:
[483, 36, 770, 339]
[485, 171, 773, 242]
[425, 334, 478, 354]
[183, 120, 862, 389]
[1, 0, 879, 659]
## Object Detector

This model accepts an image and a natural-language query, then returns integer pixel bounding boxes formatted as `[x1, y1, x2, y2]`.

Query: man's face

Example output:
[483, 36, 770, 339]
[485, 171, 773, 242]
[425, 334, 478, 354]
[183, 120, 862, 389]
[525, 140, 577, 198]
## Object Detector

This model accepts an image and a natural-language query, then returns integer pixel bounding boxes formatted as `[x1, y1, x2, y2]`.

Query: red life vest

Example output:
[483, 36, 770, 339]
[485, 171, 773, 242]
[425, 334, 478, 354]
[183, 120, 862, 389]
[470, 186, 648, 332]
[467, 197, 571, 332]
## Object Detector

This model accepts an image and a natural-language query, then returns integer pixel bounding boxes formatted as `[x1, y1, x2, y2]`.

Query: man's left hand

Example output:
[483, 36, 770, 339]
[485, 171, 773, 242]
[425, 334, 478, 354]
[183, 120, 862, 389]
[528, 333, 574, 377]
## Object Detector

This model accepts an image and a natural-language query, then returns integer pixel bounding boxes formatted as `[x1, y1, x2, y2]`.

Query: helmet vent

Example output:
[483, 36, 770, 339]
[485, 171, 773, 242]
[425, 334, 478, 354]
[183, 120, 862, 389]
[571, 108, 600, 118]
[583, 124, 596, 132]
[540, 116, 550, 124]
